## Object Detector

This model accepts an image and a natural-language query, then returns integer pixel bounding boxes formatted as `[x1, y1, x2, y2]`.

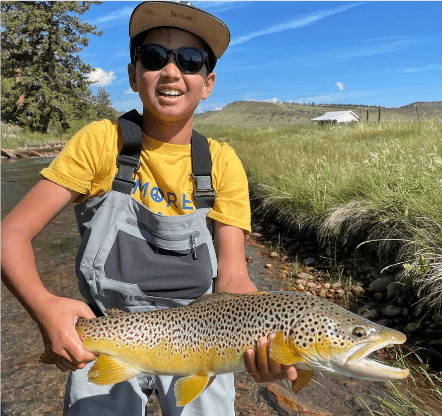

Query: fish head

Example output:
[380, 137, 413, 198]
[286, 298, 409, 381]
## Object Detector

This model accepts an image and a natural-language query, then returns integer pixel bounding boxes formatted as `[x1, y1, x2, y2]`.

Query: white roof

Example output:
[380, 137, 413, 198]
[310, 111, 360, 122]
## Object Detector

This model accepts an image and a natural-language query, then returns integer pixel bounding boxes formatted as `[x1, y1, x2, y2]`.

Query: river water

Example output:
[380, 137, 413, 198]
[1, 158, 439, 416]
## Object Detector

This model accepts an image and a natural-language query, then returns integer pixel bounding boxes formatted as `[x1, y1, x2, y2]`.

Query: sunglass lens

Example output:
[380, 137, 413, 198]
[140, 46, 168, 71]
[177, 48, 204, 73]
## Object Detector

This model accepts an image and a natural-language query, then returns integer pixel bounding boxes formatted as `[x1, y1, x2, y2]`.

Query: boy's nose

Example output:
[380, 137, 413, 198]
[161, 54, 181, 78]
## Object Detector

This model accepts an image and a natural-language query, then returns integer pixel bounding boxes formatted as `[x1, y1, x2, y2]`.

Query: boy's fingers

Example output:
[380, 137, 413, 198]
[244, 348, 263, 383]
[256, 337, 272, 379]
[266, 334, 283, 376]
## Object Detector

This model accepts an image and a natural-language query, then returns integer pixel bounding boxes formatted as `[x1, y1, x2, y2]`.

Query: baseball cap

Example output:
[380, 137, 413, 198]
[129, 1, 230, 61]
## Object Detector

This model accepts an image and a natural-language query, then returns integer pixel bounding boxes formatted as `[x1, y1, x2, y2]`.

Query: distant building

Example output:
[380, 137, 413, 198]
[310, 111, 360, 125]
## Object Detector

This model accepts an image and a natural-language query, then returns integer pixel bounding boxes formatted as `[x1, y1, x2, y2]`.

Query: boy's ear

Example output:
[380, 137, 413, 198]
[201, 72, 216, 101]
[128, 63, 138, 93]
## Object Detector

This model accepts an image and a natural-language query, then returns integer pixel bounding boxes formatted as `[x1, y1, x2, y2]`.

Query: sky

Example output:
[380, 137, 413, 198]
[81, 1, 442, 113]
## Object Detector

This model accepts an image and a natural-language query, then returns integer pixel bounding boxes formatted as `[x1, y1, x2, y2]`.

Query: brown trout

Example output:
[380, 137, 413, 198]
[66, 291, 408, 406]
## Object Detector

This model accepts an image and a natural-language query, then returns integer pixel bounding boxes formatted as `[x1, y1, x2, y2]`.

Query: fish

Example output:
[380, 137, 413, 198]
[47, 291, 410, 406]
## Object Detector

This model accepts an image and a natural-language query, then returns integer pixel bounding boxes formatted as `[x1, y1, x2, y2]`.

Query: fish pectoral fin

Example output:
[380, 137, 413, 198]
[291, 369, 315, 394]
[88, 355, 140, 385]
[174, 374, 212, 407]
[270, 332, 302, 365]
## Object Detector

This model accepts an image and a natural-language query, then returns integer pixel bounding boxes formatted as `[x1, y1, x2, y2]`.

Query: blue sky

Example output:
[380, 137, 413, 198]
[81, 1, 442, 113]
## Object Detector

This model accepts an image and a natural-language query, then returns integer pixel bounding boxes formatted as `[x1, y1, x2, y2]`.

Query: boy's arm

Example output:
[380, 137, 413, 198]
[213, 221, 298, 383]
[1, 179, 97, 372]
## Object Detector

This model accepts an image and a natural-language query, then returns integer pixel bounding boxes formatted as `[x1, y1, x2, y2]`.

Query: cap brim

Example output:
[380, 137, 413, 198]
[129, 1, 230, 59]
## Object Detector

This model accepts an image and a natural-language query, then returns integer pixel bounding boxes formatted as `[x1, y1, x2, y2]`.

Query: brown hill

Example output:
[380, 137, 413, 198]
[194, 101, 442, 127]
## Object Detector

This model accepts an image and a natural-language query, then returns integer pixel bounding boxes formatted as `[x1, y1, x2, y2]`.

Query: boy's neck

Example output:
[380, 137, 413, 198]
[142, 113, 194, 145]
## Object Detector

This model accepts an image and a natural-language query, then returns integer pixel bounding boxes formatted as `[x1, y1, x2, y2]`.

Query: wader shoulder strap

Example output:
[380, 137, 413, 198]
[112, 110, 143, 194]
[191, 129, 216, 209]
[112, 110, 216, 208]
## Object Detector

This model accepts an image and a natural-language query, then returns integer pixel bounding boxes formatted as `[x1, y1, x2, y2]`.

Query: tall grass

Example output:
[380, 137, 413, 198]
[1, 119, 91, 149]
[195, 121, 442, 311]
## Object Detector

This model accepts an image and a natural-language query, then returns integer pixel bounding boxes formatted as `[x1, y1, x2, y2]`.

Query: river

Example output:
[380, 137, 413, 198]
[1, 157, 439, 416]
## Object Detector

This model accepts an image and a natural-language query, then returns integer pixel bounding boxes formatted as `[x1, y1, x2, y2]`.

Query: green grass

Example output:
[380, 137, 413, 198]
[1, 119, 91, 149]
[363, 347, 442, 416]
[195, 120, 442, 311]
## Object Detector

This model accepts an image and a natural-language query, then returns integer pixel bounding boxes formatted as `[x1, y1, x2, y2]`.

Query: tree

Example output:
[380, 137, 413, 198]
[1, 1, 102, 133]
[92, 88, 118, 120]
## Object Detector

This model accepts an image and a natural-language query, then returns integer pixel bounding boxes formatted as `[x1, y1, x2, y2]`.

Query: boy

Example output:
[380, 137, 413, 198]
[1, 2, 297, 415]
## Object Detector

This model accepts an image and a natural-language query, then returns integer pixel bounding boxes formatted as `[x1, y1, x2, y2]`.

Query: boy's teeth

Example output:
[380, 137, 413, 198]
[159, 89, 181, 96]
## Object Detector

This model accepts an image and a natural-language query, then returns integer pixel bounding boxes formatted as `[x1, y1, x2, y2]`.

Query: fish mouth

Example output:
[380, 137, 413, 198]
[340, 330, 409, 381]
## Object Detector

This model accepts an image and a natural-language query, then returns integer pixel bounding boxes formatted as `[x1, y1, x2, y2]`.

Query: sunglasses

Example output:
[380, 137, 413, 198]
[136, 44, 210, 74]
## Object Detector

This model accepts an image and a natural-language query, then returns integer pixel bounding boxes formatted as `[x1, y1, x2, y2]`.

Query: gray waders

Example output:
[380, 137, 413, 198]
[64, 111, 235, 416]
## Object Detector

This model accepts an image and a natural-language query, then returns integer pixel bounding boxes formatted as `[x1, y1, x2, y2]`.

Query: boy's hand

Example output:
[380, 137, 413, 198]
[244, 334, 298, 383]
[37, 296, 97, 372]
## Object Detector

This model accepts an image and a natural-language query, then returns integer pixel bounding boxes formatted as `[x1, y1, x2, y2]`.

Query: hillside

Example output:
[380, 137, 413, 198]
[194, 101, 442, 127]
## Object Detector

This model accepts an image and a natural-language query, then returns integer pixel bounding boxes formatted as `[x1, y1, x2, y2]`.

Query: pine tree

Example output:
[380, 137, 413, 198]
[93, 88, 118, 120]
[1, 1, 102, 133]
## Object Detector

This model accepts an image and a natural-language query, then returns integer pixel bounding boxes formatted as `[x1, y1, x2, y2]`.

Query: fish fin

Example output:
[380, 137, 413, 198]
[39, 351, 54, 364]
[174, 374, 211, 407]
[88, 355, 140, 385]
[291, 369, 315, 394]
[103, 308, 129, 316]
[188, 293, 235, 305]
[269, 332, 302, 365]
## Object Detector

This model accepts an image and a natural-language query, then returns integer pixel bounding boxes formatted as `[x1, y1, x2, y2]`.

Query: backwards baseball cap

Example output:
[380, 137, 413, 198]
[129, 1, 230, 70]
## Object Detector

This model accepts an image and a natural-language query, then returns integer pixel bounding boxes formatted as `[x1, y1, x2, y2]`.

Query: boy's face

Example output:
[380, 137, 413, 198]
[128, 28, 215, 125]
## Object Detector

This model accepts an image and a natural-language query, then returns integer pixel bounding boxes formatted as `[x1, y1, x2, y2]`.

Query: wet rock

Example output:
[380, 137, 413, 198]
[374, 292, 383, 301]
[1, 148, 17, 158]
[28, 150, 44, 157]
[368, 276, 394, 293]
[361, 309, 379, 320]
[404, 322, 421, 333]
[266, 383, 330, 416]
[383, 305, 403, 317]
[387, 282, 402, 299]
[16, 152, 28, 158]
[270, 251, 278, 258]
[265, 264, 273, 269]
[302, 257, 315, 267]
[376, 318, 394, 327]
[351, 285, 365, 297]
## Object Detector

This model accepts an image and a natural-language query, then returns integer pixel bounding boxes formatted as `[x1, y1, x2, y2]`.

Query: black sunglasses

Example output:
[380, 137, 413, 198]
[136, 44, 210, 74]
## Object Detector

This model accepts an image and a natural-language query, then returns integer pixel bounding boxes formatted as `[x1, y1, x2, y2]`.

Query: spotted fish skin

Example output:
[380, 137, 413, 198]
[74, 291, 409, 406]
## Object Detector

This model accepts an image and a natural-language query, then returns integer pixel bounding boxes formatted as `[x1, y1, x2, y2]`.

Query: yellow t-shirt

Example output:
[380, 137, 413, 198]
[41, 119, 251, 234]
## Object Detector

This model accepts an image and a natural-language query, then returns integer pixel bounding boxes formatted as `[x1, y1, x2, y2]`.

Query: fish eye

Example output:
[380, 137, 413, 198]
[352, 326, 367, 339]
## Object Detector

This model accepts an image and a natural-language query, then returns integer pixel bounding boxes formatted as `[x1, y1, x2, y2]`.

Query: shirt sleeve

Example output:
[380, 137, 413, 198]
[40, 120, 113, 202]
[208, 143, 251, 234]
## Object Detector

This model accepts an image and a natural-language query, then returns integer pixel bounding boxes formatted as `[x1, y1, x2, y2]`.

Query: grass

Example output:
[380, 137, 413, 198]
[195, 120, 442, 312]
[363, 347, 442, 416]
[1, 119, 90, 149]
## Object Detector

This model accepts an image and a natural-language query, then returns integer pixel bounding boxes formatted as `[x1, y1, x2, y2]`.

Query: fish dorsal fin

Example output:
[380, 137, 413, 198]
[188, 293, 235, 306]
[270, 332, 303, 365]
[104, 308, 129, 316]
[188, 291, 268, 306]
[88, 355, 140, 385]
[174, 374, 212, 406]
[291, 369, 315, 394]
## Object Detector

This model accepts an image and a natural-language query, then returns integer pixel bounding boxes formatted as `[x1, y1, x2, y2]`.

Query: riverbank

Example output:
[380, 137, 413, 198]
[1, 142, 66, 159]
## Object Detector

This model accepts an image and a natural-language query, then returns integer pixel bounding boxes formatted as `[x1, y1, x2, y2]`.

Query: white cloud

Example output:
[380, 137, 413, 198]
[266, 97, 279, 104]
[93, 7, 133, 25]
[124, 88, 137, 95]
[214, 106, 224, 111]
[231, 2, 362, 46]
[336, 82, 345, 91]
[398, 64, 442, 73]
[87, 68, 116, 86]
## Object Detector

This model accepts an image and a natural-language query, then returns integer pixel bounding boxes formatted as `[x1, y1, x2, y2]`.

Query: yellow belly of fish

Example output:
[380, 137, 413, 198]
[82, 335, 246, 407]
[83, 336, 245, 378]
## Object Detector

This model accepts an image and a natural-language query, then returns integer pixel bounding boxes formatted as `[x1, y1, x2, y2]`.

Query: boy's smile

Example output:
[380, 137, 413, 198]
[128, 28, 215, 142]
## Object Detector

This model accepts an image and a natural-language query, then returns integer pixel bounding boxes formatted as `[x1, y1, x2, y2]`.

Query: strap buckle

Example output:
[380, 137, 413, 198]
[192, 174, 216, 200]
